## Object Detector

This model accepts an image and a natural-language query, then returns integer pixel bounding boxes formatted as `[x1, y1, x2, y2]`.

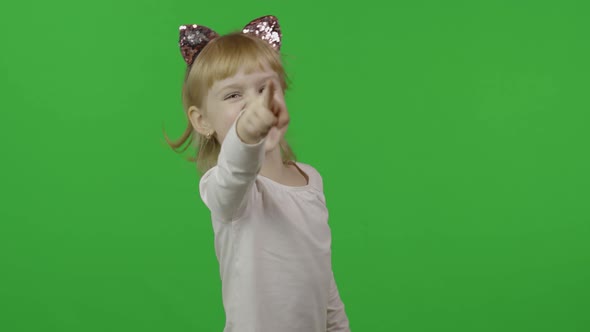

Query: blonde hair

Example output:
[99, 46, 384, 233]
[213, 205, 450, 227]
[163, 31, 296, 175]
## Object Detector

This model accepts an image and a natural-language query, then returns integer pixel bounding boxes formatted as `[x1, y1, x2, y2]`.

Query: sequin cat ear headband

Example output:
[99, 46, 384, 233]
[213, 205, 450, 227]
[179, 15, 282, 66]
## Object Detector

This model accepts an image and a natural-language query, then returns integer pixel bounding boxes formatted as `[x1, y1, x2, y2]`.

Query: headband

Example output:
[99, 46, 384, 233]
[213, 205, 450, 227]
[179, 15, 282, 66]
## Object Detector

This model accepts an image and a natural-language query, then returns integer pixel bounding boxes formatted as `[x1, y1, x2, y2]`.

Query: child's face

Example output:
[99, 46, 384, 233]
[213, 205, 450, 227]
[203, 66, 287, 153]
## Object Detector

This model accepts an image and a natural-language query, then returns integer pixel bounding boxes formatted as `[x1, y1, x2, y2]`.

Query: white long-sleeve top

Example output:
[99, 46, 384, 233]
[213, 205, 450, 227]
[199, 111, 350, 332]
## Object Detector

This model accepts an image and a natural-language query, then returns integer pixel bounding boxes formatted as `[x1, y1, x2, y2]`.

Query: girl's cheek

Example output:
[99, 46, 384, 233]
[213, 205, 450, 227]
[223, 107, 242, 132]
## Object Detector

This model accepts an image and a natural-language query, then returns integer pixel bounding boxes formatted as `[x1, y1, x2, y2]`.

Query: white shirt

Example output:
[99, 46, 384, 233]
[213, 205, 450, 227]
[199, 112, 350, 332]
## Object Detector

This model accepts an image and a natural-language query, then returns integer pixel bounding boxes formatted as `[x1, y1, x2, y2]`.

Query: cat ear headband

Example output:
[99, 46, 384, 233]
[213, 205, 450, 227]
[179, 15, 282, 66]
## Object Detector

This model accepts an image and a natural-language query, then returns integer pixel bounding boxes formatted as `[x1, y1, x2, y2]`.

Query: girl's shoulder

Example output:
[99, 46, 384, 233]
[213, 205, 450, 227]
[293, 161, 324, 192]
[198, 165, 217, 189]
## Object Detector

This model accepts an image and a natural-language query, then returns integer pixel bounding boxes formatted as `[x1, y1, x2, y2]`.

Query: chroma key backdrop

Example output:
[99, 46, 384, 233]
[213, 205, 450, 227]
[0, 0, 588, 331]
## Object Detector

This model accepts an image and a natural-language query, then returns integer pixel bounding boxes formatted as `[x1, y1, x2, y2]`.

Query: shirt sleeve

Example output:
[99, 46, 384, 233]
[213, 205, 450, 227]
[327, 269, 351, 331]
[199, 110, 266, 222]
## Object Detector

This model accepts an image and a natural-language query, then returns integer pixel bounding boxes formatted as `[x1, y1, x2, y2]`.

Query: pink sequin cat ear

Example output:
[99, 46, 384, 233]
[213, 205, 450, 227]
[178, 24, 219, 66]
[242, 15, 282, 52]
[178, 15, 282, 66]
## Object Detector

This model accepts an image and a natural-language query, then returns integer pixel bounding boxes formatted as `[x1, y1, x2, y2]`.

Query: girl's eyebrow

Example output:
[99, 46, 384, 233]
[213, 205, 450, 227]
[219, 83, 243, 92]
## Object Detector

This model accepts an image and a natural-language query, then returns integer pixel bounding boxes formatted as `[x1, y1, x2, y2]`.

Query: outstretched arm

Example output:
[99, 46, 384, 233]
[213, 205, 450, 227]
[199, 80, 287, 222]
[199, 110, 266, 222]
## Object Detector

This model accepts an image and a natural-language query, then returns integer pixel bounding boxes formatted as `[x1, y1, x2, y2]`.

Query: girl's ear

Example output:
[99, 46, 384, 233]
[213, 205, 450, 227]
[188, 106, 212, 136]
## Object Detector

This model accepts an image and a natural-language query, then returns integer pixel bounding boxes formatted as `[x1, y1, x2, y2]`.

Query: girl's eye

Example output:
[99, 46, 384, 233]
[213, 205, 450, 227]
[224, 85, 267, 100]
[224, 93, 240, 100]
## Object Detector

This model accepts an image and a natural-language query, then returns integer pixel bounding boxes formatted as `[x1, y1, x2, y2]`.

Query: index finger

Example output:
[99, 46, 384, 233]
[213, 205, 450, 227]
[265, 80, 276, 110]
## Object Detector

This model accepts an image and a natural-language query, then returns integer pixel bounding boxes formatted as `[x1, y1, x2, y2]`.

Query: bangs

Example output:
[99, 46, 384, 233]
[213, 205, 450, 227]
[194, 32, 284, 90]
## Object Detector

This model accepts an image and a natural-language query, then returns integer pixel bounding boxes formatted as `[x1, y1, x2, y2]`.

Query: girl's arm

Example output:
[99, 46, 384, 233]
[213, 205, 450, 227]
[199, 80, 286, 222]
[199, 110, 266, 222]
[327, 270, 351, 332]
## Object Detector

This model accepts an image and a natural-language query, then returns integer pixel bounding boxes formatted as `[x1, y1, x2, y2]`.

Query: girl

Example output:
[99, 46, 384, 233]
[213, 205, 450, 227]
[165, 15, 350, 332]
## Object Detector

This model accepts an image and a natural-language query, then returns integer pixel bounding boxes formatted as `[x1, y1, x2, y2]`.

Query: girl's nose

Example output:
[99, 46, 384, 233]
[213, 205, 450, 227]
[242, 90, 258, 106]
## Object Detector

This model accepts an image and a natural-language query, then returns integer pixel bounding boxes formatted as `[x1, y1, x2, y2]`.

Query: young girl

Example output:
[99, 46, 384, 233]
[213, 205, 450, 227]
[165, 15, 350, 332]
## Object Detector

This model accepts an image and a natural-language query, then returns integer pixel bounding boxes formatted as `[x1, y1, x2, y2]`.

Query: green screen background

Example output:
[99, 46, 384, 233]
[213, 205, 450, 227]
[1, 0, 589, 331]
